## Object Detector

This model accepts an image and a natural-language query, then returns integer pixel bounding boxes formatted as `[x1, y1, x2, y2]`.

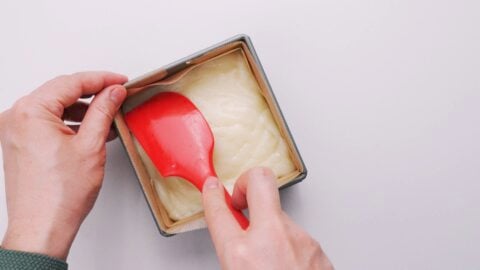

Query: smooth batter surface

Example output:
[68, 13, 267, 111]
[134, 50, 296, 221]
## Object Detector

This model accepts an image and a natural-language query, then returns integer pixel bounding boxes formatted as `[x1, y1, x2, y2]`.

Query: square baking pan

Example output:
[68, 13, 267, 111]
[114, 34, 307, 236]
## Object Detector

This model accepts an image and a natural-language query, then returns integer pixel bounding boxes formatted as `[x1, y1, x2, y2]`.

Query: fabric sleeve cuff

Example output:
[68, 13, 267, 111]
[0, 248, 68, 270]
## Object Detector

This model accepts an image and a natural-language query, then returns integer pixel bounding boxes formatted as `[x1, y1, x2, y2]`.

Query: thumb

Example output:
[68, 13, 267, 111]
[202, 177, 241, 248]
[78, 85, 126, 147]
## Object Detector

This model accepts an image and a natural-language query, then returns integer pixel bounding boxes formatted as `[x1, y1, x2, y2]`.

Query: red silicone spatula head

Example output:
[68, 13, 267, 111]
[124, 91, 249, 229]
[124, 92, 215, 190]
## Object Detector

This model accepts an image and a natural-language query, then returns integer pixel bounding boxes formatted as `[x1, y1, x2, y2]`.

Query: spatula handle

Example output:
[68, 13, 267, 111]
[223, 188, 250, 230]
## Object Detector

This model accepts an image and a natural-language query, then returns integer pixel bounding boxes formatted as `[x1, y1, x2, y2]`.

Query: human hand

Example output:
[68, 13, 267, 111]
[0, 72, 127, 260]
[202, 167, 333, 270]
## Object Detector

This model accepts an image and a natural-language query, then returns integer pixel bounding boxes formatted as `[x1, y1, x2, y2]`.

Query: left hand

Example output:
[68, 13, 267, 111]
[0, 72, 127, 260]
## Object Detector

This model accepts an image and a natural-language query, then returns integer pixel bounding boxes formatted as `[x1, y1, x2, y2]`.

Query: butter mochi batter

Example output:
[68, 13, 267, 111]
[132, 50, 296, 221]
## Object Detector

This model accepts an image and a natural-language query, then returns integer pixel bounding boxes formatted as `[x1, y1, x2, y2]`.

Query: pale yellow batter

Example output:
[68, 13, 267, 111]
[133, 50, 296, 221]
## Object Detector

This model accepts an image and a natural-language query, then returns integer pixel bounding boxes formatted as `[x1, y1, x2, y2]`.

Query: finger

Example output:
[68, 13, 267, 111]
[62, 101, 89, 122]
[231, 167, 282, 223]
[77, 85, 126, 148]
[64, 101, 118, 140]
[33, 71, 127, 116]
[202, 177, 242, 248]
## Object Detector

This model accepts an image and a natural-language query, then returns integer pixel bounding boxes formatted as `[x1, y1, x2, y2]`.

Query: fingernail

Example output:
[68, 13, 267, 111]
[204, 176, 219, 191]
[109, 86, 126, 105]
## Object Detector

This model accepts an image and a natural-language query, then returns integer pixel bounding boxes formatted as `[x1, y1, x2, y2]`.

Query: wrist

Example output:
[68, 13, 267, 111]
[2, 218, 79, 260]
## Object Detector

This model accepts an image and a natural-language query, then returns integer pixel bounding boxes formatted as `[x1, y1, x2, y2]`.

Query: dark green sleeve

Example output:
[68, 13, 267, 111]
[0, 248, 68, 270]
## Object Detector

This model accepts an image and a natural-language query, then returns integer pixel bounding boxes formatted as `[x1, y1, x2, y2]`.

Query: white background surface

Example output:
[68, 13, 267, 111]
[1, 0, 479, 269]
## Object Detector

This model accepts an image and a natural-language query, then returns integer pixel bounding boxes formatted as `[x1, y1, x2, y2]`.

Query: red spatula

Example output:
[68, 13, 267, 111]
[124, 91, 249, 229]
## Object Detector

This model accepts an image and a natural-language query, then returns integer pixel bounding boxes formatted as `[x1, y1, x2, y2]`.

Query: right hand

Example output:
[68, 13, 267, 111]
[202, 167, 333, 270]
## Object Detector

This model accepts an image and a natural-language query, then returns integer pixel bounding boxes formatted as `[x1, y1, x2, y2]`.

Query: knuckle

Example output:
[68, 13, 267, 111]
[76, 135, 106, 155]
[206, 201, 227, 218]
[12, 97, 37, 120]
[301, 233, 319, 249]
[268, 214, 287, 230]
[87, 139, 105, 154]
[204, 199, 231, 223]
[43, 74, 72, 89]
[86, 172, 105, 192]
[225, 241, 250, 261]
[93, 102, 115, 121]
[41, 74, 78, 96]
[257, 216, 289, 238]
[70, 72, 87, 87]
[308, 239, 332, 269]
[52, 74, 71, 82]
[232, 242, 248, 256]
[72, 71, 102, 90]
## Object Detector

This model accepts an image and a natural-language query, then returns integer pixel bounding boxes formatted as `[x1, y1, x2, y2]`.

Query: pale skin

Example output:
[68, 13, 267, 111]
[0, 72, 333, 269]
